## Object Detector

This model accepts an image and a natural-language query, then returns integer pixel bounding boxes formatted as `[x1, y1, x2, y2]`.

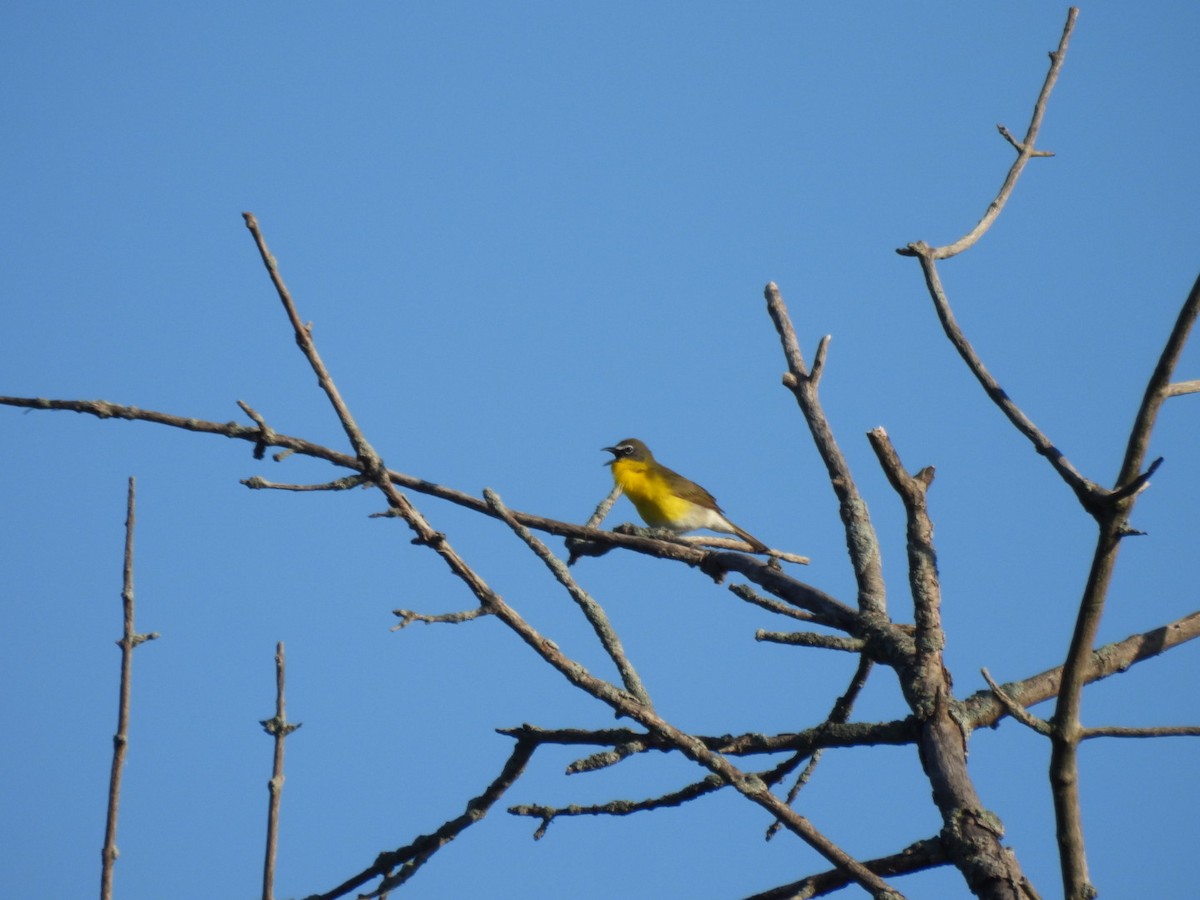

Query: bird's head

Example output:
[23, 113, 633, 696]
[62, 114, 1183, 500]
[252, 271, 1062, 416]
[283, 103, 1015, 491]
[602, 438, 652, 466]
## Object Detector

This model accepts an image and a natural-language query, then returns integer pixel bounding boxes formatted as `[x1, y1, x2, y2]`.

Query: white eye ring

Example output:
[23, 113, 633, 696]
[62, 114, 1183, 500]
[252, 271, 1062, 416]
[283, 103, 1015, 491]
[619, 444, 633, 455]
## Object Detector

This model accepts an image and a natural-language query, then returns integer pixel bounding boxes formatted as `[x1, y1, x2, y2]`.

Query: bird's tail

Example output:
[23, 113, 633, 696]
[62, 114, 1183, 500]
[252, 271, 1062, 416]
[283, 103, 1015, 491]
[730, 523, 770, 555]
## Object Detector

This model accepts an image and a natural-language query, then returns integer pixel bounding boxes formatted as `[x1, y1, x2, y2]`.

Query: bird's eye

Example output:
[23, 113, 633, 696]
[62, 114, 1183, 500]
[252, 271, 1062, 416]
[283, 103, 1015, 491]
[619, 444, 632, 455]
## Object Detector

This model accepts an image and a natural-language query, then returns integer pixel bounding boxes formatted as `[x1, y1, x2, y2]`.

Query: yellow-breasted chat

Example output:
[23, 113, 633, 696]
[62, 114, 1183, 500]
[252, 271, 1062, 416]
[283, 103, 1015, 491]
[602, 438, 769, 554]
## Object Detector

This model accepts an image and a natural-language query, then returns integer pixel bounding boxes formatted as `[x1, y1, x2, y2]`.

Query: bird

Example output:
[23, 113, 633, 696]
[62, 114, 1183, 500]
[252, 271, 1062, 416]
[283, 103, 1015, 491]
[602, 438, 769, 554]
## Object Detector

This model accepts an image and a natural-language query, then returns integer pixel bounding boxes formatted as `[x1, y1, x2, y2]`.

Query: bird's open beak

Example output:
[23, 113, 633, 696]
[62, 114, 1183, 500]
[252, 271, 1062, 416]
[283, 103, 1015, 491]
[601, 445, 618, 466]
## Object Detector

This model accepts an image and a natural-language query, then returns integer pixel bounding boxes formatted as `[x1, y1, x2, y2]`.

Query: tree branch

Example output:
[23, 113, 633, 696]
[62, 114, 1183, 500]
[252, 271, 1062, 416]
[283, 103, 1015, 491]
[485, 488, 652, 707]
[100, 477, 159, 900]
[869, 431, 1034, 898]
[961, 610, 1200, 731]
[307, 738, 538, 900]
[1050, 271, 1200, 900]
[260, 642, 300, 900]
[743, 836, 952, 900]
[897, 8, 1078, 260]
[764, 282, 888, 617]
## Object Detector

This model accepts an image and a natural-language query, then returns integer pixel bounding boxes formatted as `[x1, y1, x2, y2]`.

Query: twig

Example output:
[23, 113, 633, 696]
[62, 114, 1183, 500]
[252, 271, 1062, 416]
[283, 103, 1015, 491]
[866, 428, 1034, 896]
[1164, 379, 1200, 398]
[756, 631, 866, 652]
[1082, 725, 1200, 740]
[238, 400, 277, 460]
[981, 668, 1052, 736]
[908, 255, 1105, 515]
[1114, 272, 1200, 497]
[0, 395, 808, 575]
[392, 606, 492, 628]
[260, 642, 300, 900]
[308, 738, 538, 900]
[243, 474, 367, 492]
[742, 836, 951, 900]
[510, 774, 725, 840]
[730, 583, 817, 621]
[497, 719, 917, 759]
[764, 282, 887, 616]
[485, 488, 652, 707]
[866, 429, 941, 666]
[100, 478, 159, 900]
[766, 656, 874, 841]
[897, 8, 1078, 260]
[1051, 271, 1200, 900]
[960, 610, 1200, 731]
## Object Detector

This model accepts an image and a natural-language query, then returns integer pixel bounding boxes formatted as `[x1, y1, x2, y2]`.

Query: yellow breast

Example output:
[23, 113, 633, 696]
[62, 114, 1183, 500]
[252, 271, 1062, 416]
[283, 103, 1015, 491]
[610, 457, 698, 528]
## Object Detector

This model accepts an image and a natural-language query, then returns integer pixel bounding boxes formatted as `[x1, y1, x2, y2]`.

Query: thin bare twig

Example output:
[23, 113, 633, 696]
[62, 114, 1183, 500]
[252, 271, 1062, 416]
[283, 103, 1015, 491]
[981, 668, 1052, 736]
[764, 282, 887, 616]
[100, 477, 159, 900]
[869, 429, 1036, 896]
[1164, 379, 1200, 398]
[0, 395, 810, 573]
[766, 656, 875, 841]
[755, 631, 866, 652]
[497, 720, 917, 759]
[510, 774, 725, 840]
[897, 8, 1078, 260]
[485, 488, 652, 707]
[308, 738, 538, 900]
[392, 606, 492, 628]
[1082, 725, 1200, 740]
[730, 583, 817, 621]
[907, 255, 1104, 514]
[743, 836, 952, 900]
[1051, 271, 1200, 900]
[960, 610, 1200, 731]
[243, 474, 367, 492]
[261, 642, 300, 900]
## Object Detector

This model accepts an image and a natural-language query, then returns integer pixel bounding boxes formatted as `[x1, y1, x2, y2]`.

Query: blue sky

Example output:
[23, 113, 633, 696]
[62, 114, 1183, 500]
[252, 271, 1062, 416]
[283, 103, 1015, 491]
[3, 4, 1198, 898]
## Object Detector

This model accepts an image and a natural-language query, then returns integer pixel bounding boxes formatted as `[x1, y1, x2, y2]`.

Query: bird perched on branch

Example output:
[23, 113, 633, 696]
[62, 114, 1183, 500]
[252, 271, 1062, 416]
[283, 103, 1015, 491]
[602, 438, 769, 554]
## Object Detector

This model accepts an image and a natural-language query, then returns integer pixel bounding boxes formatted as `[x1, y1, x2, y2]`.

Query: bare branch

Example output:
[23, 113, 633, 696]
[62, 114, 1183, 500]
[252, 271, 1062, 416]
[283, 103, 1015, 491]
[764, 282, 888, 616]
[897, 8, 1078, 259]
[497, 720, 918, 759]
[904, 255, 1105, 516]
[1115, 271, 1200, 492]
[1164, 378, 1200, 398]
[100, 477, 158, 900]
[485, 488, 652, 707]
[392, 606, 492, 629]
[961, 610, 1200, 731]
[510, 774, 724, 840]
[308, 738, 538, 900]
[981, 668, 1052, 737]
[1081, 725, 1200, 740]
[867, 429, 1036, 897]
[1051, 272, 1200, 900]
[767, 657, 875, 841]
[866, 428, 941, 666]
[743, 836, 952, 900]
[0, 395, 812, 572]
[756, 631, 866, 652]
[243, 474, 368, 492]
[260, 642, 301, 900]
[730, 583, 817, 621]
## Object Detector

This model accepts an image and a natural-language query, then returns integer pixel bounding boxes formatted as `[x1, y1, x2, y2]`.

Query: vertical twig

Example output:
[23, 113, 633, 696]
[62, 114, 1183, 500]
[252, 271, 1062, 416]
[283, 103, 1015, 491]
[261, 641, 300, 900]
[100, 477, 159, 900]
[764, 283, 888, 616]
[1050, 271, 1200, 900]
